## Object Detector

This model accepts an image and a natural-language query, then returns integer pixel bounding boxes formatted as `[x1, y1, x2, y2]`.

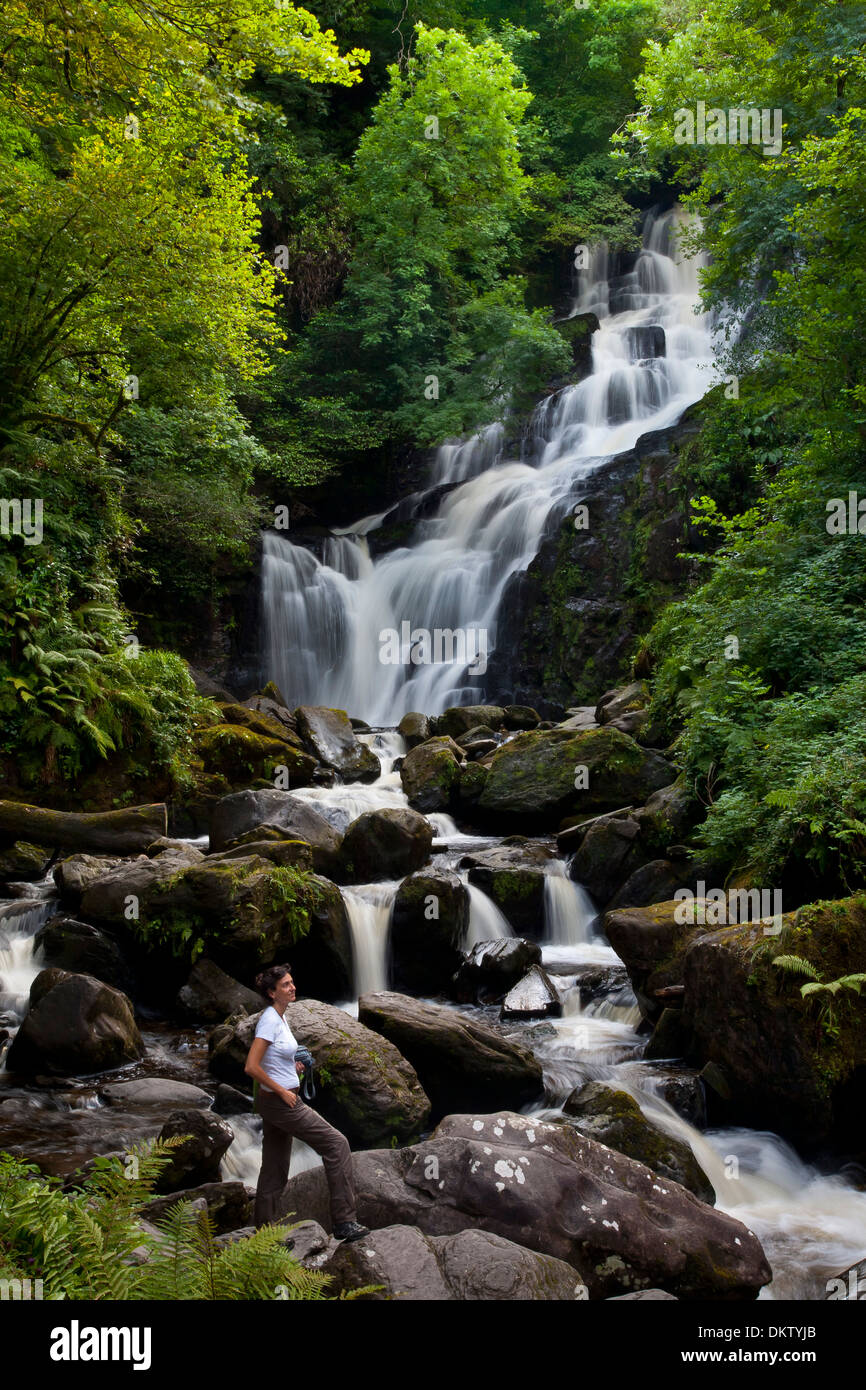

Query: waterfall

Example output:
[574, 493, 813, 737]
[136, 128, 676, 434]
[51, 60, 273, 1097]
[340, 882, 399, 996]
[542, 862, 597, 946]
[261, 207, 717, 721]
[0, 897, 57, 1022]
[464, 880, 514, 948]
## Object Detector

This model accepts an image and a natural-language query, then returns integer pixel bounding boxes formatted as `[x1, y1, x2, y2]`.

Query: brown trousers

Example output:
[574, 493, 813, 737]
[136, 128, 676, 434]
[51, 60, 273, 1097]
[254, 1088, 357, 1229]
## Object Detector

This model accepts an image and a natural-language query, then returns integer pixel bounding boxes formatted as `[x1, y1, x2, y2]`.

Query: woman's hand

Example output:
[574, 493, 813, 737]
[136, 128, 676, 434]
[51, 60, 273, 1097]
[295, 1060, 305, 1076]
[282, 1088, 299, 1108]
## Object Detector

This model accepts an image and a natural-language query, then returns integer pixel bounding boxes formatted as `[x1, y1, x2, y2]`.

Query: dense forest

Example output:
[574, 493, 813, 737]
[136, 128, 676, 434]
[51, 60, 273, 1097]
[1, 0, 866, 1319]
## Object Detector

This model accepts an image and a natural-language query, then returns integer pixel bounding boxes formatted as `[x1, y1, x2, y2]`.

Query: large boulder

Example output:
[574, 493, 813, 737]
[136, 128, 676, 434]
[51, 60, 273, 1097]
[389, 870, 469, 994]
[142, 1181, 252, 1235]
[357, 991, 543, 1120]
[606, 859, 685, 913]
[604, 899, 711, 1022]
[78, 844, 205, 925]
[0, 841, 52, 881]
[460, 840, 555, 937]
[478, 728, 674, 827]
[33, 916, 134, 993]
[397, 712, 431, 748]
[635, 780, 698, 852]
[194, 724, 317, 786]
[294, 706, 380, 783]
[155, 1109, 235, 1192]
[340, 808, 432, 883]
[595, 682, 650, 726]
[436, 706, 506, 739]
[6, 969, 143, 1076]
[681, 898, 866, 1151]
[500, 965, 561, 1021]
[399, 737, 464, 813]
[0, 801, 168, 855]
[208, 837, 313, 872]
[176, 958, 262, 1023]
[280, 1111, 771, 1299]
[562, 1083, 715, 1204]
[54, 854, 127, 907]
[98, 1078, 214, 1109]
[570, 815, 647, 906]
[451, 938, 543, 1004]
[208, 1002, 431, 1149]
[283, 875, 354, 1002]
[322, 1223, 587, 1301]
[209, 791, 343, 877]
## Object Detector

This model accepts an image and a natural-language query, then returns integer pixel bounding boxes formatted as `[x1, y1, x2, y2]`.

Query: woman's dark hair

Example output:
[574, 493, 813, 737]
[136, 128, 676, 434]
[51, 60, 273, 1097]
[255, 963, 292, 1003]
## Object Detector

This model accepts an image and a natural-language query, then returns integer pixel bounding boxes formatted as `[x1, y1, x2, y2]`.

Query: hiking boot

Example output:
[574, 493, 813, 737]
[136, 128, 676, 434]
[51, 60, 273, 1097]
[333, 1221, 370, 1243]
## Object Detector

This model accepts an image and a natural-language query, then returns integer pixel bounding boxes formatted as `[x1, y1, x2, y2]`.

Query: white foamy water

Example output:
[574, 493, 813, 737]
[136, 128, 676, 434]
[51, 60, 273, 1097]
[340, 881, 400, 997]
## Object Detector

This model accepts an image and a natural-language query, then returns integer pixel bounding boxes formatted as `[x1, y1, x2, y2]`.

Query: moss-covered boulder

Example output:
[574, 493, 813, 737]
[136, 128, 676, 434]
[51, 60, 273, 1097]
[215, 702, 306, 752]
[681, 896, 866, 1151]
[477, 727, 674, 827]
[208, 1002, 431, 1148]
[562, 1082, 715, 1203]
[595, 682, 650, 726]
[340, 808, 433, 883]
[6, 969, 143, 1076]
[208, 837, 313, 871]
[209, 790, 343, 877]
[358, 990, 543, 1121]
[570, 814, 647, 906]
[635, 780, 699, 853]
[436, 705, 506, 739]
[399, 736, 464, 813]
[397, 712, 431, 748]
[460, 840, 555, 937]
[389, 869, 469, 994]
[0, 840, 52, 881]
[194, 725, 317, 786]
[285, 875, 354, 1002]
[294, 706, 380, 783]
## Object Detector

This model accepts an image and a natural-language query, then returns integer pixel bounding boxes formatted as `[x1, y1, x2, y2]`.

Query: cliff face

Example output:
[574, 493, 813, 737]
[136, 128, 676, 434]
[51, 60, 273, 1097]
[486, 404, 708, 716]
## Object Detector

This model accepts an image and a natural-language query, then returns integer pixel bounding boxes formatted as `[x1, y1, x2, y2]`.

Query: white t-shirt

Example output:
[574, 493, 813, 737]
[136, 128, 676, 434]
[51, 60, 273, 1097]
[254, 1007, 300, 1092]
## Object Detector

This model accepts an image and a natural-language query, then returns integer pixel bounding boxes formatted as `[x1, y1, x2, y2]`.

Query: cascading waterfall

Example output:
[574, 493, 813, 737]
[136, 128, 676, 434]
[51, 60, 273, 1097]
[340, 882, 399, 997]
[261, 208, 718, 721]
[542, 861, 597, 947]
[0, 896, 58, 1024]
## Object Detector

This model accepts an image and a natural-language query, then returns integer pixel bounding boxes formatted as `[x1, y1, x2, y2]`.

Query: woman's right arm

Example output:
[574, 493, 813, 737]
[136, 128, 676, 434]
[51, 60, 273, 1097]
[245, 1036, 298, 1107]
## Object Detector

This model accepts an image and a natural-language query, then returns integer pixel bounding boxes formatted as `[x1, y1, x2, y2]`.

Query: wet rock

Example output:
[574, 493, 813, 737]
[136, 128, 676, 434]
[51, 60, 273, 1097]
[213, 1083, 255, 1117]
[215, 702, 307, 753]
[456, 726, 499, 758]
[389, 869, 469, 994]
[503, 706, 541, 731]
[478, 727, 674, 827]
[436, 706, 506, 739]
[399, 736, 464, 813]
[208, 838, 313, 872]
[606, 859, 683, 913]
[285, 874, 354, 1003]
[209, 791, 343, 877]
[570, 815, 646, 907]
[142, 1180, 252, 1234]
[33, 916, 134, 993]
[155, 1109, 235, 1192]
[397, 712, 431, 748]
[595, 682, 650, 726]
[557, 708, 599, 732]
[643, 1007, 690, 1062]
[451, 938, 543, 1004]
[682, 898, 866, 1150]
[294, 706, 380, 783]
[322, 1223, 587, 1301]
[280, 1111, 770, 1300]
[562, 1082, 715, 1204]
[0, 801, 168, 856]
[99, 1078, 213, 1109]
[650, 1070, 707, 1130]
[176, 958, 262, 1024]
[340, 808, 432, 883]
[604, 899, 711, 1022]
[500, 965, 561, 1021]
[53, 853, 134, 906]
[78, 844, 206, 925]
[460, 840, 555, 937]
[6, 970, 143, 1077]
[0, 841, 52, 881]
[357, 991, 543, 1120]
[208, 1002, 431, 1149]
[635, 780, 697, 851]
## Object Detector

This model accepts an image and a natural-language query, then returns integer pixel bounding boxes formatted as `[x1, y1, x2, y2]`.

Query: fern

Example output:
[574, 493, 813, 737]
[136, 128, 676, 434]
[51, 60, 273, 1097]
[771, 954, 820, 980]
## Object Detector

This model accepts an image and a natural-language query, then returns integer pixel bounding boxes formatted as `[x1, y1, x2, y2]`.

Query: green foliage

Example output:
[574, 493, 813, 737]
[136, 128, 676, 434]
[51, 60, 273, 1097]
[0, 1139, 332, 1300]
[772, 953, 866, 1040]
[263, 865, 324, 942]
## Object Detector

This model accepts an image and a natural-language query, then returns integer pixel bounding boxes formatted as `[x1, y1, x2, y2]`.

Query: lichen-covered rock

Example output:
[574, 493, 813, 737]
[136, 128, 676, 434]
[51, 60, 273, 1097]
[6, 969, 143, 1076]
[194, 725, 317, 785]
[294, 706, 380, 783]
[562, 1082, 715, 1204]
[389, 869, 469, 994]
[322, 1223, 588, 1301]
[53, 853, 136, 906]
[478, 727, 674, 827]
[635, 780, 698, 852]
[340, 808, 432, 883]
[503, 706, 541, 731]
[279, 1111, 771, 1299]
[215, 702, 306, 752]
[399, 736, 464, 813]
[357, 991, 543, 1120]
[208, 1002, 430, 1148]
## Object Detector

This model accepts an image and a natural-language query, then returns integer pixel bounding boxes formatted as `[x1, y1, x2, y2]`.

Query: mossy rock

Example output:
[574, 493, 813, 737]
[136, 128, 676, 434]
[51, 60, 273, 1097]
[194, 725, 317, 786]
[400, 736, 463, 813]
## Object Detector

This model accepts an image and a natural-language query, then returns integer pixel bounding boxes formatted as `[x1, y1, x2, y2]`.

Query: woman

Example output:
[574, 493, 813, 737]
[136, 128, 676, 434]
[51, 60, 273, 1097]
[245, 963, 369, 1242]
